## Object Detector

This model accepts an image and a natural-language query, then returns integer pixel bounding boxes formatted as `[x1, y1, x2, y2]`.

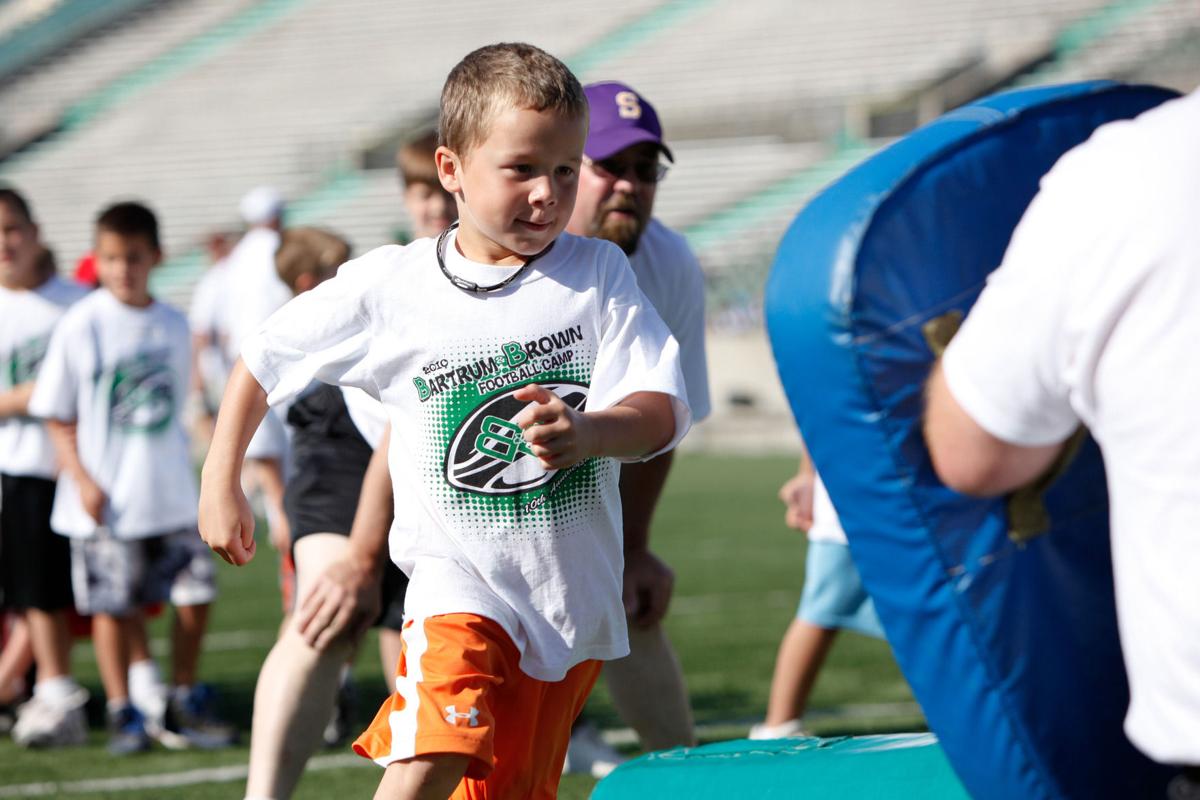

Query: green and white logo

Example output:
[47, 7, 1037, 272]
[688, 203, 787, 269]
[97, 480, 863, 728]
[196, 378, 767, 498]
[444, 381, 588, 496]
[7, 335, 49, 387]
[107, 351, 175, 433]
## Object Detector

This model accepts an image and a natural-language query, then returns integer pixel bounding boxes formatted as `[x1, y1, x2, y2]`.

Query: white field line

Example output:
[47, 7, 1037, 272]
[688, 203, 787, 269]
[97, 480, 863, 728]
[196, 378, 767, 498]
[0, 705, 926, 797]
[0, 753, 363, 797]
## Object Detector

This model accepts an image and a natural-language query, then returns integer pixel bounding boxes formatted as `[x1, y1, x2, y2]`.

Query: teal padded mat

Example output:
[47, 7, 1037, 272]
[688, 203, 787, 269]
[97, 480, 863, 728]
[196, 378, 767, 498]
[592, 734, 969, 799]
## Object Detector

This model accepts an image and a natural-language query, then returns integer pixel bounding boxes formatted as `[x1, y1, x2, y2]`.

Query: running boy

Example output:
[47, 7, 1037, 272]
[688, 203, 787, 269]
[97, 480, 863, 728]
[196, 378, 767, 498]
[200, 42, 689, 798]
[29, 202, 232, 754]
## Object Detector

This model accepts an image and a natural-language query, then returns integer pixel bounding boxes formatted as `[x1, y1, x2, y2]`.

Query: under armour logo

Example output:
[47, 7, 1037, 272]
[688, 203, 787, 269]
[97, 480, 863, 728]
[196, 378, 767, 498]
[444, 705, 479, 727]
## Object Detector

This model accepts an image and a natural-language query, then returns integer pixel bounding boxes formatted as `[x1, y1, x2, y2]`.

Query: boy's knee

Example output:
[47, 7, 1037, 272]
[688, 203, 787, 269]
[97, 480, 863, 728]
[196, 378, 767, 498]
[377, 754, 470, 800]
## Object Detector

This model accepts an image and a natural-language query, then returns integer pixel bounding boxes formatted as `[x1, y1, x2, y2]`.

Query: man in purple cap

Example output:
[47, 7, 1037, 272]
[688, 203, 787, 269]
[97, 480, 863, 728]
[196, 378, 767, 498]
[564, 81, 711, 776]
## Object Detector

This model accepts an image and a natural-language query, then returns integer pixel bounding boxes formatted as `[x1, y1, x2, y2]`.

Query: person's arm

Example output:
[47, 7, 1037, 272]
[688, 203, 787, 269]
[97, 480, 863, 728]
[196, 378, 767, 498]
[0, 383, 34, 418]
[778, 436, 816, 531]
[189, 333, 207, 399]
[515, 385, 674, 469]
[618, 450, 675, 628]
[45, 419, 105, 524]
[924, 360, 1066, 496]
[198, 359, 270, 565]
[296, 426, 394, 649]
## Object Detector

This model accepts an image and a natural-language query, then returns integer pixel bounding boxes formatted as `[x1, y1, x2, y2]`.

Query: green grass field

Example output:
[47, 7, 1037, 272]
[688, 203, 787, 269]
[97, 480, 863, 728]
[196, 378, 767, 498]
[0, 454, 921, 799]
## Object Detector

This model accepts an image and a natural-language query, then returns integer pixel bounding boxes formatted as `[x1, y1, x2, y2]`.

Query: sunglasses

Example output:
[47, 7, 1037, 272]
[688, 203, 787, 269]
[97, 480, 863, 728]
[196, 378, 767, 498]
[583, 155, 670, 184]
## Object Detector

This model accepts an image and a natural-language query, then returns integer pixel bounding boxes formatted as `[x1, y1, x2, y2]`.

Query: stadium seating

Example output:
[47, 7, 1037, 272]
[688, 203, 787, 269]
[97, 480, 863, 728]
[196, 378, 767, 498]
[0, 0, 1193, 316]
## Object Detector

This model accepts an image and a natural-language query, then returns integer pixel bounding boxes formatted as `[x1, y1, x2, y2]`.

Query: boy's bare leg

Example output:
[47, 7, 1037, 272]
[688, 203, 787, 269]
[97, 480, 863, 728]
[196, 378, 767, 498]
[374, 755, 469, 800]
[94, 613, 137, 703]
[171, 603, 209, 687]
[603, 623, 695, 750]
[246, 533, 356, 800]
[763, 619, 837, 726]
[25, 608, 72, 681]
[0, 616, 34, 702]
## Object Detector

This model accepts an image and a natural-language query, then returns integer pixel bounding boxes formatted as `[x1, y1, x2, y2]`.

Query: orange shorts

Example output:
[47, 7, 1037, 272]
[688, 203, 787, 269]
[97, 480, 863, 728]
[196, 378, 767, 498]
[278, 551, 296, 615]
[353, 613, 601, 799]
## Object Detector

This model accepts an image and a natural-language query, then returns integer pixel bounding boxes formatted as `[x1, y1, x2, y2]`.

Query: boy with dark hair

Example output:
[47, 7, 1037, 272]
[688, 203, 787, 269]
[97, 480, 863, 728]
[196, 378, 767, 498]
[0, 186, 90, 748]
[29, 201, 232, 754]
[201, 42, 689, 799]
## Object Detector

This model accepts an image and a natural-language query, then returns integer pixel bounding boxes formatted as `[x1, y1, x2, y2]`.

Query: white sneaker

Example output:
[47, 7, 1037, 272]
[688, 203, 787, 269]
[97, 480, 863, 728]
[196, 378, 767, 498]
[747, 717, 811, 740]
[12, 687, 89, 748]
[563, 723, 626, 778]
[133, 685, 170, 745]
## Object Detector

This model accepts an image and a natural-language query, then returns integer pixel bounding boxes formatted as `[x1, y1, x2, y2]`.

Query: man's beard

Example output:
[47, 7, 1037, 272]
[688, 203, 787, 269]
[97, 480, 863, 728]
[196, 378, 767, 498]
[595, 204, 645, 255]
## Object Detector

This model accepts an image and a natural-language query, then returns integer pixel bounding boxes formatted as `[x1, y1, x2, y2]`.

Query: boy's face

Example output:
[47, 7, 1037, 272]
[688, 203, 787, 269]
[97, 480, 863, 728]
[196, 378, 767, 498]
[95, 230, 160, 307]
[0, 201, 41, 289]
[437, 107, 587, 266]
[567, 141, 660, 256]
[403, 181, 456, 240]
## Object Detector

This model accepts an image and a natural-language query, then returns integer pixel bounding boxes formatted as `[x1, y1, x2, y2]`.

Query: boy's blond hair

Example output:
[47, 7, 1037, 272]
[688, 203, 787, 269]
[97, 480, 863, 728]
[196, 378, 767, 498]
[396, 131, 440, 188]
[439, 42, 587, 157]
[275, 227, 351, 293]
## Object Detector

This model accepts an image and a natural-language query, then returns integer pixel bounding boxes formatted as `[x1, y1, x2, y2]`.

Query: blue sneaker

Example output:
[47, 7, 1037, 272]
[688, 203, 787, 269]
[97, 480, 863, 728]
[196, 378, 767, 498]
[158, 684, 237, 750]
[107, 705, 150, 755]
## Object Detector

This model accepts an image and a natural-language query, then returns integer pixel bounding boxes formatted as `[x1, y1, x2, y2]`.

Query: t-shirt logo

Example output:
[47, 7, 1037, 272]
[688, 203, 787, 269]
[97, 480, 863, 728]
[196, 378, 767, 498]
[7, 335, 49, 387]
[444, 381, 587, 496]
[107, 350, 175, 433]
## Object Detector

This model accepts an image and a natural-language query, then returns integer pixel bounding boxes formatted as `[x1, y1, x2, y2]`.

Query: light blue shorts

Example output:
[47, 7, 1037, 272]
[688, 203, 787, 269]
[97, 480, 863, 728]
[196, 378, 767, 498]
[797, 540, 884, 639]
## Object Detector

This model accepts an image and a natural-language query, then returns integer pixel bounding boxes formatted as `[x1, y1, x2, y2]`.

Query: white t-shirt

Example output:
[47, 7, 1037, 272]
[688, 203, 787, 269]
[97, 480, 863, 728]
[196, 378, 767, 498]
[221, 227, 291, 459]
[941, 89, 1200, 765]
[806, 472, 847, 545]
[629, 219, 711, 422]
[188, 261, 231, 407]
[243, 231, 691, 680]
[342, 386, 387, 450]
[222, 227, 289, 360]
[28, 290, 198, 539]
[0, 276, 89, 479]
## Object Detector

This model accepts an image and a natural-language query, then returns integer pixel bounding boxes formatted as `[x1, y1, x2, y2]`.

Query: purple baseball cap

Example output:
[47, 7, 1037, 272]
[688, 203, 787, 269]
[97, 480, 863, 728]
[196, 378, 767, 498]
[583, 81, 674, 163]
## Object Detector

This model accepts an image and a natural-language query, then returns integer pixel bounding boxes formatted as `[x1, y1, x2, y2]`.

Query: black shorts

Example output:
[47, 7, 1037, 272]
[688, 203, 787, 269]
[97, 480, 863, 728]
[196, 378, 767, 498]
[285, 384, 407, 631]
[0, 473, 74, 611]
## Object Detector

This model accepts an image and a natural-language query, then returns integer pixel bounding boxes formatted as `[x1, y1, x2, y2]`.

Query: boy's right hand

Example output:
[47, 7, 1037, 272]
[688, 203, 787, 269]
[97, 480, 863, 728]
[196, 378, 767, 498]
[778, 470, 815, 531]
[198, 480, 257, 566]
[78, 477, 107, 525]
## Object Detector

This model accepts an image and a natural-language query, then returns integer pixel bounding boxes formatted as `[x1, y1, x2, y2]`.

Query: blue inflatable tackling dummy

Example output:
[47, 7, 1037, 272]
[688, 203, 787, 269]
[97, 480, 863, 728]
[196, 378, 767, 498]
[764, 82, 1178, 799]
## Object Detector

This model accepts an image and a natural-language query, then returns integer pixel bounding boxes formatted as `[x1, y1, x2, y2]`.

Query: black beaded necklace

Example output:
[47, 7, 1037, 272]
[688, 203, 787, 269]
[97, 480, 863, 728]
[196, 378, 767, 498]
[435, 222, 555, 294]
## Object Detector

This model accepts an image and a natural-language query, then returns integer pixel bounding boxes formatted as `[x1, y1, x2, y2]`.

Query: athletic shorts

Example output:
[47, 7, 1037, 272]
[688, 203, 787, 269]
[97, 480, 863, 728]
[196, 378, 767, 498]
[354, 613, 601, 798]
[70, 528, 217, 616]
[797, 540, 885, 639]
[284, 383, 407, 630]
[0, 473, 73, 611]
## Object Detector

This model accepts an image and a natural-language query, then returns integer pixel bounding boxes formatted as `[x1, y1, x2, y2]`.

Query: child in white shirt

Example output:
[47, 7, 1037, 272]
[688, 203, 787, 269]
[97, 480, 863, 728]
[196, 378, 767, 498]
[200, 42, 689, 799]
[30, 202, 232, 755]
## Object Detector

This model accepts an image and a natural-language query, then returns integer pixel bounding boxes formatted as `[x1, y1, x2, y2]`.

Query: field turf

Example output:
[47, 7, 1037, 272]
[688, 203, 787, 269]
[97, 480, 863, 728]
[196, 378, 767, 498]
[0, 453, 920, 799]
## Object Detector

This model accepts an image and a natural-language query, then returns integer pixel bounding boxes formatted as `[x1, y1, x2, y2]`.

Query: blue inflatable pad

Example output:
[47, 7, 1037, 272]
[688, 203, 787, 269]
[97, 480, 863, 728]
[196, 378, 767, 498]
[765, 82, 1178, 799]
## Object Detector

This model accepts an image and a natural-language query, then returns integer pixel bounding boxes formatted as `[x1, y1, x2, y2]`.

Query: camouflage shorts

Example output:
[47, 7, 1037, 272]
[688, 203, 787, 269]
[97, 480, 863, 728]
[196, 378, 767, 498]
[70, 528, 217, 616]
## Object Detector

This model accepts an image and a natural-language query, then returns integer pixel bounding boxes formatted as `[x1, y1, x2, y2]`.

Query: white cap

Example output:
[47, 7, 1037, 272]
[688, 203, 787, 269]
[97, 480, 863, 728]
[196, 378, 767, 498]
[239, 186, 285, 226]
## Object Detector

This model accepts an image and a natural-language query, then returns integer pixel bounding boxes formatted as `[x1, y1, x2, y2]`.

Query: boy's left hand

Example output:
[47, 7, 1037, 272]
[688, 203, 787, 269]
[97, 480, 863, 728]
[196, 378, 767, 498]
[514, 384, 596, 470]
